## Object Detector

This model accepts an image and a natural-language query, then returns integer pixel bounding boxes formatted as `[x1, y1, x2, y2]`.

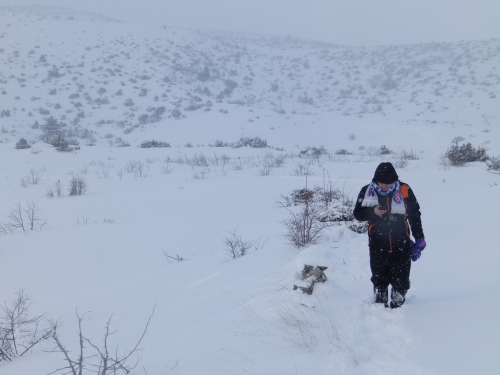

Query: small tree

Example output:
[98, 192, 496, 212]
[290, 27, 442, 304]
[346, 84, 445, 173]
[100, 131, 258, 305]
[41, 116, 62, 142]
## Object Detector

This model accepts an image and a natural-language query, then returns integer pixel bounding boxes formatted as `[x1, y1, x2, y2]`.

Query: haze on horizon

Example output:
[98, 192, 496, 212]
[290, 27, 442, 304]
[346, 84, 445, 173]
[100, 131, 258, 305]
[0, 0, 498, 46]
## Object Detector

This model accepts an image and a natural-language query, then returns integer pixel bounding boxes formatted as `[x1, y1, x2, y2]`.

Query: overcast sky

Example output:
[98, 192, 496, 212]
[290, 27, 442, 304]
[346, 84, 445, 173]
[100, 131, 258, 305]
[1, 0, 499, 46]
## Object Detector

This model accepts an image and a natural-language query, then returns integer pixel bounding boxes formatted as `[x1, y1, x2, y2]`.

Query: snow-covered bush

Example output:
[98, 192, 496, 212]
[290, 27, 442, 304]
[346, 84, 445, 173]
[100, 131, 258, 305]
[50, 136, 73, 152]
[486, 156, 500, 171]
[15, 138, 31, 149]
[335, 148, 352, 155]
[123, 98, 134, 107]
[299, 146, 327, 158]
[210, 140, 231, 147]
[445, 142, 488, 166]
[347, 220, 369, 234]
[379, 145, 391, 155]
[171, 108, 182, 118]
[47, 65, 63, 79]
[140, 140, 171, 148]
[234, 136, 268, 148]
[318, 197, 354, 223]
[115, 140, 130, 147]
[298, 91, 314, 105]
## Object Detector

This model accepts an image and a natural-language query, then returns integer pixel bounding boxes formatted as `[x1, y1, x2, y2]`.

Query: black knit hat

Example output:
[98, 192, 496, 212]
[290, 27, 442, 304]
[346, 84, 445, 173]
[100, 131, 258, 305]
[372, 162, 399, 183]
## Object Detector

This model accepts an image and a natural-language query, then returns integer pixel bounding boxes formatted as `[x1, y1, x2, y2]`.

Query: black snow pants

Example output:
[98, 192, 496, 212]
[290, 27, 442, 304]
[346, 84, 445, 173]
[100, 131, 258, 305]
[370, 250, 411, 306]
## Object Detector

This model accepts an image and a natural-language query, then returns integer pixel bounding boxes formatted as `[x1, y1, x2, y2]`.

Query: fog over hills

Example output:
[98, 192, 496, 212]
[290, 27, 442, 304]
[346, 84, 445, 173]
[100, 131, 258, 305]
[0, 6, 498, 147]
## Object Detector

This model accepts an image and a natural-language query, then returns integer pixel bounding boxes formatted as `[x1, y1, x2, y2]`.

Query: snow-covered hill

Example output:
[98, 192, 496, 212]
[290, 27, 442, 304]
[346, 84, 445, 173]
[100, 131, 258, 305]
[0, 5, 499, 148]
[0, 6, 499, 375]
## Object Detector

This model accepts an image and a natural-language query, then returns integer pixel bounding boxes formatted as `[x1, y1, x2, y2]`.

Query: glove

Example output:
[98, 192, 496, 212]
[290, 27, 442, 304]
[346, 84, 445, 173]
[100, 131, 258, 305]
[411, 238, 426, 262]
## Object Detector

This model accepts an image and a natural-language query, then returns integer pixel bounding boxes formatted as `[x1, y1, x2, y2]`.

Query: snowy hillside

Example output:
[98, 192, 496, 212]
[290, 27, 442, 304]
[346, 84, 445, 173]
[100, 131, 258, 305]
[0, 5, 499, 147]
[0, 6, 499, 375]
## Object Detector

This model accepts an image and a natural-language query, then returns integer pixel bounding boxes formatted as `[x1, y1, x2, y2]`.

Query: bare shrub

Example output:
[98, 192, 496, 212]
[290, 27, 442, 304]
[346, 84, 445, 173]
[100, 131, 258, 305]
[364, 147, 380, 157]
[281, 195, 334, 248]
[292, 160, 314, 176]
[272, 153, 287, 167]
[193, 169, 210, 179]
[260, 152, 286, 176]
[49, 308, 154, 375]
[222, 228, 260, 259]
[46, 187, 54, 198]
[162, 163, 175, 174]
[188, 153, 209, 167]
[124, 160, 148, 177]
[47, 180, 62, 198]
[438, 153, 451, 170]
[399, 148, 419, 160]
[0, 289, 52, 364]
[162, 250, 186, 262]
[392, 156, 408, 169]
[451, 136, 465, 144]
[54, 180, 63, 197]
[69, 176, 88, 196]
[6, 201, 47, 232]
[231, 160, 243, 170]
[21, 169, 42, 187]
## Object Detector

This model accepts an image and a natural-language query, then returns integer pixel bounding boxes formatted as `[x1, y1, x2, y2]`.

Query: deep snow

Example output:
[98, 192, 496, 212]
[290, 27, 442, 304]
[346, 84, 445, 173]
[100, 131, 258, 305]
[0, 6, 499, 375]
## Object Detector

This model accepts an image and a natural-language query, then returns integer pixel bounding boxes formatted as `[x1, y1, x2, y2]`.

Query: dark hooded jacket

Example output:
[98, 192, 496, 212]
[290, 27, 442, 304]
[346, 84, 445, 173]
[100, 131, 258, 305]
[353, 181, 424, 254]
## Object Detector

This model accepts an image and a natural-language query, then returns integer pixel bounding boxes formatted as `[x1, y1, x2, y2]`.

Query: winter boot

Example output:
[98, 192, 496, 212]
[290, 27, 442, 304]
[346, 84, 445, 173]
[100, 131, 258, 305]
[374, 286, 388, 307]
[390, 288, 406, 309]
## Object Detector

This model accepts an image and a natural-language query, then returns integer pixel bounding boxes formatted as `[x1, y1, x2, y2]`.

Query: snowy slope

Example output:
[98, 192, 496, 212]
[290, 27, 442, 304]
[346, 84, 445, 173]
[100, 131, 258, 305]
[0, 5, 499, 375]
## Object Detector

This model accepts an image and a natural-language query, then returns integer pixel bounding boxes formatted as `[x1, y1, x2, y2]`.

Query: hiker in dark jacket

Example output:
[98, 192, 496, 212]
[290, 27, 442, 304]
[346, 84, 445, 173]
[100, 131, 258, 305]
[353, 162, 426, 308]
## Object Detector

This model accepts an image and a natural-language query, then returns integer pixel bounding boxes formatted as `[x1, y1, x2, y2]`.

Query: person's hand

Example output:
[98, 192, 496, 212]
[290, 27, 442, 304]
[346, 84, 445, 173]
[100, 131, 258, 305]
[412, 238, 426, 262]
[374, 205, 387, 215]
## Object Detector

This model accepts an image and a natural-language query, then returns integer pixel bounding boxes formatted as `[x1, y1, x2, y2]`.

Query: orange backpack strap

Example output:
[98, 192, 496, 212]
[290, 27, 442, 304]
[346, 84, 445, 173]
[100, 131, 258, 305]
[401, 184, 409, 199]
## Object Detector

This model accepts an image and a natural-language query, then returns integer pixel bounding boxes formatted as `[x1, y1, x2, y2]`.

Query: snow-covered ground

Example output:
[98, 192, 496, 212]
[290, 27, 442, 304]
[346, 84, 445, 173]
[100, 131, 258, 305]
[0, 6, 499, 375]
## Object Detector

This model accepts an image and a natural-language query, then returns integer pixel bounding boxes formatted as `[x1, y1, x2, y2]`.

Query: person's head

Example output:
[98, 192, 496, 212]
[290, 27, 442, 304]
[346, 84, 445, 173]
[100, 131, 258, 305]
[372, 162, 398, 190]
